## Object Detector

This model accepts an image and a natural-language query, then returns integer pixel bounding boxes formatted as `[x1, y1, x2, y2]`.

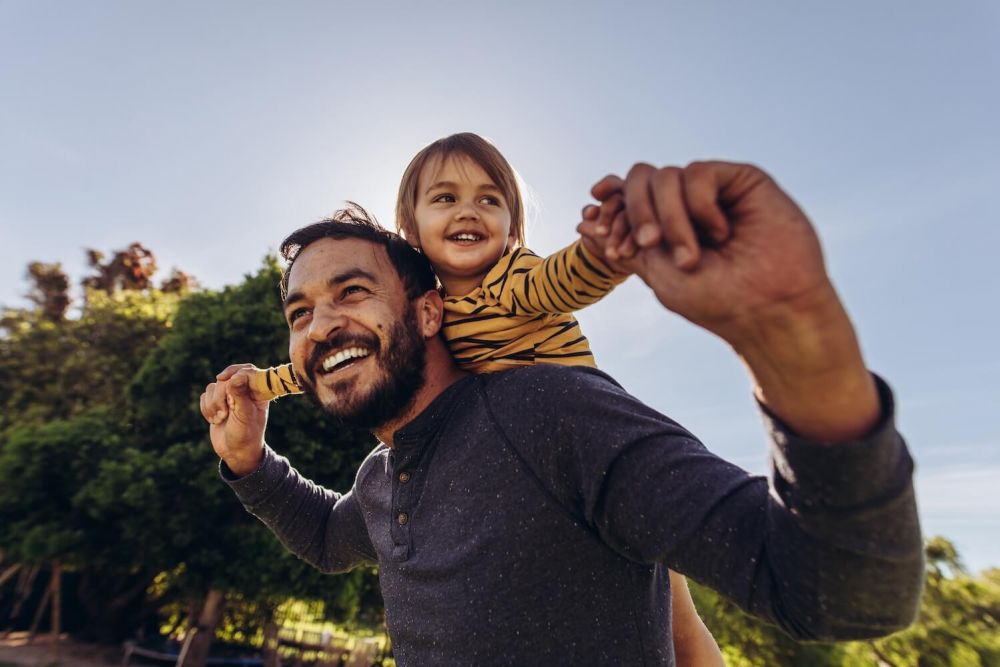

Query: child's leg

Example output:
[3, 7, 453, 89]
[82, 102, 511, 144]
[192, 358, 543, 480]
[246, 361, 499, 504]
[248, 363, 304, 402]
[668, 569, 724, 667]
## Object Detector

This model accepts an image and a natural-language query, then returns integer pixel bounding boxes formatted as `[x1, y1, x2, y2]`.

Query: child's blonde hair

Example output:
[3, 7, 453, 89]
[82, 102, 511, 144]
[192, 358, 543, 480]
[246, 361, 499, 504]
[395, 133, 526, 248]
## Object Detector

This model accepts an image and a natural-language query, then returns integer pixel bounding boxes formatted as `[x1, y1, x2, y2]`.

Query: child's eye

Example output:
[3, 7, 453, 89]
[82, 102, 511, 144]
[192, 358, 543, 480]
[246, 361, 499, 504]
[479, 195, 501, 206]
[432, 194, 455, 203]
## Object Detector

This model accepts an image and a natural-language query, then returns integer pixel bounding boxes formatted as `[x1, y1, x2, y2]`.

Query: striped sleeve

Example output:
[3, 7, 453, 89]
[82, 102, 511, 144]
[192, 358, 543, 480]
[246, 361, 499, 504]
[489, 241, 629, 316]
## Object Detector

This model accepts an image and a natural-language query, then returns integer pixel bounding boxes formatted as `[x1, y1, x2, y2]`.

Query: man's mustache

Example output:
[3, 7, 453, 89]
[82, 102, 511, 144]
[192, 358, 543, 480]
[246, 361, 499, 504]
[304, 331, 381, 383]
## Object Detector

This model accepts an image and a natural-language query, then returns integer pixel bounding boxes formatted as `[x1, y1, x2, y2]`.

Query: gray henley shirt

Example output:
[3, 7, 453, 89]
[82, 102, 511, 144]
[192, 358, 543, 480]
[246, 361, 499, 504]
[225, 365, 923, 666]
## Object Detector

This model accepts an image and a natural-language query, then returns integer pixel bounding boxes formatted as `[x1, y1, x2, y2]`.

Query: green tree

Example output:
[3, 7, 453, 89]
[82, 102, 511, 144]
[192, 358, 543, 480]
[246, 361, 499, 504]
[842, 538, 1000, 666]
[692, 537, 1000, 666]
[0, 247, 183, 639]
[127, 258, 381, 655]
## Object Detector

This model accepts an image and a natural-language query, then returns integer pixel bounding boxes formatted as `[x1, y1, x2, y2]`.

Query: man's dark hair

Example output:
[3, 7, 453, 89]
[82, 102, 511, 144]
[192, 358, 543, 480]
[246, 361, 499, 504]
[279, 202, 438, 300]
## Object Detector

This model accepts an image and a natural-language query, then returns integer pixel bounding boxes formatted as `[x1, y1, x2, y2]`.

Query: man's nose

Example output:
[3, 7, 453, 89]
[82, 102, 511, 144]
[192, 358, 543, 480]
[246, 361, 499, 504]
[307, 304, 348, 343]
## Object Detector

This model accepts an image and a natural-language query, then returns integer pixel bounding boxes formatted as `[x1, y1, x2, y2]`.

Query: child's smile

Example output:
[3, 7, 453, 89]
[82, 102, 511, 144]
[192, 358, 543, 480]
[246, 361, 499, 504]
[413, 155, 514, 296]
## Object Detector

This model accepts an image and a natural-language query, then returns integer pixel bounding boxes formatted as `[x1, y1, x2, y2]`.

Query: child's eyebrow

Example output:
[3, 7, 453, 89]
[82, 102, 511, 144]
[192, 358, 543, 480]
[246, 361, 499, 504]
[424, 180, 502, 195]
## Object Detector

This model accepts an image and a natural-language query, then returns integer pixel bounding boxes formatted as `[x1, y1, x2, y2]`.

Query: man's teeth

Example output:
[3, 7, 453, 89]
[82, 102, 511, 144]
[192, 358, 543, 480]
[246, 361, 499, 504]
[322, 347, 370, 372]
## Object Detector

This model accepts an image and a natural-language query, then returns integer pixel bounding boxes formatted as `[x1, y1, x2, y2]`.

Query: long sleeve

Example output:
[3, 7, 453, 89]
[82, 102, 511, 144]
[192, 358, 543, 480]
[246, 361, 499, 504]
[487, 241, 628, 316]
[484, 366, 923, 641]
[222, 445, 377, 573]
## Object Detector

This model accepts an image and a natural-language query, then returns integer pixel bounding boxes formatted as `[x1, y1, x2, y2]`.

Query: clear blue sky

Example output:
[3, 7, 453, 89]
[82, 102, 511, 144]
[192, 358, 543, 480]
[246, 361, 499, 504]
[2, 1, 998, 572]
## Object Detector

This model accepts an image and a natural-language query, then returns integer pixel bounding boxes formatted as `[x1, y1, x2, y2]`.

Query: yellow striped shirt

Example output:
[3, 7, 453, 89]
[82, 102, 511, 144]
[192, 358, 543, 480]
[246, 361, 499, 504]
[250, 240, 626, 399]
[443, 240, 627, 372]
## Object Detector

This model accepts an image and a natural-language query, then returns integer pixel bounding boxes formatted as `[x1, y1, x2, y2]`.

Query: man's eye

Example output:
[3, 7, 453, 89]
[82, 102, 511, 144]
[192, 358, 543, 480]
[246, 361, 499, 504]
[288, 308, 309, 323]
[343, 285, 368, 297]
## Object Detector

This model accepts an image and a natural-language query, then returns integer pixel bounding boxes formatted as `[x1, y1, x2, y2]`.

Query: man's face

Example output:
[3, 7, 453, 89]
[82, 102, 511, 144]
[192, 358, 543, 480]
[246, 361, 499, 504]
[282, 237, 426, 429]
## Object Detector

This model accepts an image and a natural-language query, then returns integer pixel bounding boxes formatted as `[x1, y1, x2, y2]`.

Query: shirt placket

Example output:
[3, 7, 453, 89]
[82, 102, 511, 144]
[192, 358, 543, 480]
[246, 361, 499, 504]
[388, 443, 419, 562]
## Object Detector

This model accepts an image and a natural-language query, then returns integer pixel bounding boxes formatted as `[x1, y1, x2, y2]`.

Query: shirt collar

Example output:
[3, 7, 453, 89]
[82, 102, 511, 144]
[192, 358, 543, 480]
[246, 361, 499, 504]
[391, 375, 477, 452]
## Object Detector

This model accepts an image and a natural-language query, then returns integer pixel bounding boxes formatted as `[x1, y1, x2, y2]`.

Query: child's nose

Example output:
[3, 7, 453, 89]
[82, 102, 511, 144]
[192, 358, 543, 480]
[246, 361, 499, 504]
[455, 202, 480, 220]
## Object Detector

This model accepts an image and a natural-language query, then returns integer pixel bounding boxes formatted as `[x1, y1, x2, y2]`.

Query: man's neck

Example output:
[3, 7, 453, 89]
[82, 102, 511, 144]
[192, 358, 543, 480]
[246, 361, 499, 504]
[374, 343, 467, 447]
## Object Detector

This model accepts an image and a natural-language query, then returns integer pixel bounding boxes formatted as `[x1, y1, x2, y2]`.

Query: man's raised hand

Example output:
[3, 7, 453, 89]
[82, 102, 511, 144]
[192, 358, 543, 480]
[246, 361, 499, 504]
[200, 363, 269, 476]
[586, 161, 833, 341]
[581, 161, 880, 442]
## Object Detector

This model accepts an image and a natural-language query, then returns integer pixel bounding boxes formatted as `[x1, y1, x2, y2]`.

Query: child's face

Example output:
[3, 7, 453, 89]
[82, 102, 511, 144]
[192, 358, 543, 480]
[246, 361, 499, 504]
[412, 154, 514, 296]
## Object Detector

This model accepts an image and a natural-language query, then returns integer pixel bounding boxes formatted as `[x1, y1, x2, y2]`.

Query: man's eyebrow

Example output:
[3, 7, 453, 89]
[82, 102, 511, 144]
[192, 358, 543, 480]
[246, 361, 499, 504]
[329, 268, 378, 286]
[282, 268, 378, 311]
[424, 180, 502, 194]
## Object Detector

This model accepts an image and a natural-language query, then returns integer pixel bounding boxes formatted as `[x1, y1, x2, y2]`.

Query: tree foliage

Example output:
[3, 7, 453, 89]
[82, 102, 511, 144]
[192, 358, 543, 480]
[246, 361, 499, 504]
[691, 536, 1000, 666]
[2, 246, 998, 664]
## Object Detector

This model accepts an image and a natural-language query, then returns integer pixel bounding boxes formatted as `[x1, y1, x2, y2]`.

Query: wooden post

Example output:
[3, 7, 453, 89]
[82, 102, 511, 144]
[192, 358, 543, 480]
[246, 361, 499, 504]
[0, 563, 20, 587]
[261, 619, 281, 667]
[26, 576, 52, 641]
[50, 562, 62, 662]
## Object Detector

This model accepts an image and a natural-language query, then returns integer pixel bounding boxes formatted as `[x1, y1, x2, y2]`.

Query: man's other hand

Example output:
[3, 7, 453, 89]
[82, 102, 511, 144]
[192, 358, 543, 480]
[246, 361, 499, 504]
[200, 363, 269, 476]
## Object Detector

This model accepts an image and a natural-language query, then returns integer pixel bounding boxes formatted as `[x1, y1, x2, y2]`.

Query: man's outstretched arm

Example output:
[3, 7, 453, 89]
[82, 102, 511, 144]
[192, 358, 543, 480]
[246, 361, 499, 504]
[576, 161, 923, 637]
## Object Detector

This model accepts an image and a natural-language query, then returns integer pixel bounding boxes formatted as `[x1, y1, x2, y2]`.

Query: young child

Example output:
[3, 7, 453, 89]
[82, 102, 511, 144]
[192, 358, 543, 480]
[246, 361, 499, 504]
[250, 133, 723, 665]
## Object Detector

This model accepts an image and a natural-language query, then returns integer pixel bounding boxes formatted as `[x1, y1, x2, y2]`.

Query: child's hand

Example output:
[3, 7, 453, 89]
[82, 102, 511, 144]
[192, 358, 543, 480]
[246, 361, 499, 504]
[580, 176, 646, 263]
[577, 194, 634, 273]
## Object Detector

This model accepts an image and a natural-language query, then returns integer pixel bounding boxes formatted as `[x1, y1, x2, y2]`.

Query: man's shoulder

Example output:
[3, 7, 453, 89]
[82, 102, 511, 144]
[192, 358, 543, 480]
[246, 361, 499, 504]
[480, 363, 624, 392]
[474, 364, 631, 419]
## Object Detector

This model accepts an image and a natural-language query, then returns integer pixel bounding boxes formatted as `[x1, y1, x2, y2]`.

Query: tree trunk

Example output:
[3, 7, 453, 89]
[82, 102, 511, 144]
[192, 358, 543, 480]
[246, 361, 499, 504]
[175, 588, 225, 667]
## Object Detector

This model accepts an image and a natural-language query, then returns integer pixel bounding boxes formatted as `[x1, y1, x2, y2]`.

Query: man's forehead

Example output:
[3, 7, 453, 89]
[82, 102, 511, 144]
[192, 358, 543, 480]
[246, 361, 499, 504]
[287, 237, 397, 292]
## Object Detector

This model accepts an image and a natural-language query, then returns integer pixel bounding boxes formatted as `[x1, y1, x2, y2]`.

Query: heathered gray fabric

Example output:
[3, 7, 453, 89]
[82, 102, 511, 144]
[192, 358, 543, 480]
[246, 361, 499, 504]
[225, 365, 922, 666]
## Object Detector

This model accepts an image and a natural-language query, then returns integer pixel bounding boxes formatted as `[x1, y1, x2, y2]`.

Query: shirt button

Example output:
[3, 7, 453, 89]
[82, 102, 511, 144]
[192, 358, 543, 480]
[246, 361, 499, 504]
[397, 512, 409, 525]
[399, 471, 411, 483]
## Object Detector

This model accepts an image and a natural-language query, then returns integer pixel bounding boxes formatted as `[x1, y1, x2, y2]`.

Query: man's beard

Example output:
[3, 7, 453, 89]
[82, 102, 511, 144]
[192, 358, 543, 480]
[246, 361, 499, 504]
[300, 303, 426, 430]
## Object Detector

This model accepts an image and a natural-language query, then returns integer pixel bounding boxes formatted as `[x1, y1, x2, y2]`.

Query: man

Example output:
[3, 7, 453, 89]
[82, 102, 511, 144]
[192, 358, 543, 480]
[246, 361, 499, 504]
[202, 161, 923, 666]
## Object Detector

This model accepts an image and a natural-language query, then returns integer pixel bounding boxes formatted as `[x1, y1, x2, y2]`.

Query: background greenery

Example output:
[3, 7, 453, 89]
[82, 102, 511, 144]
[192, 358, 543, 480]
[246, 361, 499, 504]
[1, 247, 996, 666]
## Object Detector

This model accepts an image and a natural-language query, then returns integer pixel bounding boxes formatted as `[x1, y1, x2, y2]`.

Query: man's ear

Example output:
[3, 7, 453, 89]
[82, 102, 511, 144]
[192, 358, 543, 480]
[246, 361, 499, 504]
[403, 226, 422, 250]
[415, 289, 444, 339]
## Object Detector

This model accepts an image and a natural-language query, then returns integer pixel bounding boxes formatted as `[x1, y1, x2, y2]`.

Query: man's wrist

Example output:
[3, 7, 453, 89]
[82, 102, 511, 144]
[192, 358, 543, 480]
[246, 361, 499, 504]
[222, 446, 265, 478]
[728, 283, 880, 442]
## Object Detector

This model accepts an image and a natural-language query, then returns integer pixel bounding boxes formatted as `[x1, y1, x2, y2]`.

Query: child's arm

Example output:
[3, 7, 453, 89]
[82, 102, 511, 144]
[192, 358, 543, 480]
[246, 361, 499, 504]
[489, 238, 629, 315]
[248, 363, 304, 402]
[669, 570, 725, 667]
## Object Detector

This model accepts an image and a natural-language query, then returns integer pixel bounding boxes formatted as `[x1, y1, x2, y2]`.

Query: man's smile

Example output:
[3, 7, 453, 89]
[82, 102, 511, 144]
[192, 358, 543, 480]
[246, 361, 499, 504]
[318, 346, 372, 376]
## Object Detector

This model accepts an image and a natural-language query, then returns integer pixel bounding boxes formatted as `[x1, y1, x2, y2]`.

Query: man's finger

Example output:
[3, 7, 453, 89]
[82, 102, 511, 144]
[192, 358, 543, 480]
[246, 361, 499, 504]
[651, 167, 700, 270]
[682, 162, 731, 244]
[590, 174, 626, 201]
